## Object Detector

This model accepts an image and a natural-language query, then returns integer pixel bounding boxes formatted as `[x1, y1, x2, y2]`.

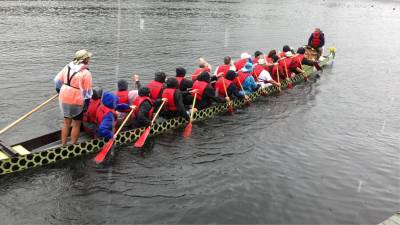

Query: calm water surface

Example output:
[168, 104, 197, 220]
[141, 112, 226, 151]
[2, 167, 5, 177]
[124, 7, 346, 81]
[0, 0, 399, 224]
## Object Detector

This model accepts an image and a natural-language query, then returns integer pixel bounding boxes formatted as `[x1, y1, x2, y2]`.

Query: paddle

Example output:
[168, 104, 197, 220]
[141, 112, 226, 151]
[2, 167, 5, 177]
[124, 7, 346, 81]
[94, 106, 136, 164]
[295, 55, 309, 81]
[221, 77, 234, 113]
[134, 99, 166, 148]
[183, 92, 197, 138]
[0, 94, 58, 135]
[275, 63, 282, 92]
[282, 59, 293, 89]
[236, 77, 251, 104]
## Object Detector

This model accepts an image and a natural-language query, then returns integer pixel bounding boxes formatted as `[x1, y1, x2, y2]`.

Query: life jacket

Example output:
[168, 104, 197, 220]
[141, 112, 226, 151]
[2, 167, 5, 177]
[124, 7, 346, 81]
[279, 57, 293, 77]
[191, 80, 209, 101]
[270, 64, 280, 82]
[95, 104, 117, 126]
[234, 71, 250, 88]
[311, 31, 321, 48]
[266, 57, 273, 64]
[116, 90, 129, 104]
[58, 64, 91, 106]
[215, 77, 233, 97]
[147, 80, 163, 100]
[278, 51, 286, 58]
[234, 58, 248, 71]
[252, 64, 264, 81]
[252, 57, 259, 64]
[191, 67, 210, 81]
[176, 77, 185, 87]
[83, 99, 101, 124]
[291, 54, 305, 69]
[132, 96, 154, 119]
[161, 88, 177, 111]
[216, 64, 230, 77]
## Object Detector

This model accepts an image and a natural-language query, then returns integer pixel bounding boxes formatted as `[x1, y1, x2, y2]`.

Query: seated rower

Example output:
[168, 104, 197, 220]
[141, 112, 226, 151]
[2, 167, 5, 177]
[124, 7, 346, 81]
[191, 71, 227, 110]
[252, 50, 263, 64]
[235, 62, 260, 96]
[96, 92, 131, 140]
[130, 87, 155, 128]
[147, 72, 166, 101]
[191, 58, 211, 81]
[253, 58, 281, 88]
[215, 70, 245, 100]
[175, 67, 194, 106]
[214, 56, 235, 77]
[291, 47, 322, 71]
[235, 52, 251, 71]
[115, 74, 141, 106]
[269, 55, 282, 82]
[278, 51, 295, 79]
[82, 87, 103, 136]
[160, 77, 196, 121]
[278, 45, 291, 58]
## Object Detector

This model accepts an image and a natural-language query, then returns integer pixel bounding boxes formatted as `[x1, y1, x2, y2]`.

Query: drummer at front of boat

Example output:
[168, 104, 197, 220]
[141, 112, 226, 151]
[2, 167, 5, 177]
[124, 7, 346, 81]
[308, 27, 325, 58]
[214, 56, 236, 77]
[191, 58, 212, 81]
[147, 71, 166, 101]
[130, 87, 155, 128]
[235, 62, 260, 96]
[253, 58, 281, 88]
[96, 92, 131, 140]
[54, 49, 93, 146]
[215, 70, 244, 100]
[160, 77, 197, 120]
[191, 71, 227, 110]
[252, 50, 263, 64]
[82, 87, 103, 137]
[235, 52, 251, 71]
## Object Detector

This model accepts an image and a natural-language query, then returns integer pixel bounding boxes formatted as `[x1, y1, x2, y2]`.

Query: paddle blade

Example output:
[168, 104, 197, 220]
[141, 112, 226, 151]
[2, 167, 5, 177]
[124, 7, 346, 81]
[94, 139, 114, 164]
[134, 127, 151, 148]
[183, 122, 192, 138]
[227, 105, 234, 114]
[314, 62, 322, 71]
[287, 82, 293, 89]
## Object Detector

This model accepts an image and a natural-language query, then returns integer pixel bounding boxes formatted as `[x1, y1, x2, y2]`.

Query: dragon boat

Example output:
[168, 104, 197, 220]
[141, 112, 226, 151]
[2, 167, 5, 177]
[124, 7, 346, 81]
[0, 49, 335, 176]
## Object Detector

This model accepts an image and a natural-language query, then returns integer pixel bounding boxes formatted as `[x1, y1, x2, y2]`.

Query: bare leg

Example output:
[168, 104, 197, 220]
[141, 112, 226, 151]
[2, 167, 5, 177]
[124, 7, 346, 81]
[70, 120, 81, 144]
[61, 118, 72, 146]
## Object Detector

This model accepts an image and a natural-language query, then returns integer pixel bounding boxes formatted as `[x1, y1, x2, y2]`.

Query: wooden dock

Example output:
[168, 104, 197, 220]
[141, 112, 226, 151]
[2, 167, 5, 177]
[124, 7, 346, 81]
[379, 213, 400, 225]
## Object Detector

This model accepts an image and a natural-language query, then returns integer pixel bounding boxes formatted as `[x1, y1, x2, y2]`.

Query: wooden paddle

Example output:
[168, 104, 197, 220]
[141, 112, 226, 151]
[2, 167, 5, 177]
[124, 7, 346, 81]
[294, 55, 309, 81]
[183, 92, 197, 138]
[236, 77, 251, 104]
[94, 106, 136, 164]
[282, 59, 293, 89]
[134, 99, 166, 148]
[221, 77, 234, 113]
[275, 63, 282, 92]
[0, 94, 58, 135]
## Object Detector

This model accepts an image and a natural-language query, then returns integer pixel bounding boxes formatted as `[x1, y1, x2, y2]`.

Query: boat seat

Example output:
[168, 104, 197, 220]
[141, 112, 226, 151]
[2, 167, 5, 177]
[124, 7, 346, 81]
[0, 151, 9, 160]
[11, 145, 30, 155]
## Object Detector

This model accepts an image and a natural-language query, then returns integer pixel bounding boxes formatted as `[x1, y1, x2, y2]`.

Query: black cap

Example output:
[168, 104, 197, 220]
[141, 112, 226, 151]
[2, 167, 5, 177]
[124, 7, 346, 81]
[92, 87, 103, 100]
[155, 72, 167, 83]
[225, 70, 237, 81]
[139, 87, 150, 97]
[176, 67, 186, 77]
[166, 77, 178, 88]
[297, 47, 306, 54]
[117, 79, 128, 91]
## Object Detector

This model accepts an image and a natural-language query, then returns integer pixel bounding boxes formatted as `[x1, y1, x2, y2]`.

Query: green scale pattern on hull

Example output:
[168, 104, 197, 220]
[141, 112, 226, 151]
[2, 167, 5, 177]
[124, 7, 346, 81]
[0, 53, 334, 176]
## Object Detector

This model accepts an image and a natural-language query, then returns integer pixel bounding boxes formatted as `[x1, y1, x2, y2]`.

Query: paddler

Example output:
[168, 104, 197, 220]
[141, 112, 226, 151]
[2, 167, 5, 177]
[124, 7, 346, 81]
[278, 45, 291, 58]
[235, 62, 260, 96]
[191, 58, 212, 81]
[115, 74, 141, 105]
[308, 28, 325, 59]
[160, 77, 197, 120]
[214, 56, 235, 77]
[175, 67, 194, 106]
[147, 72, 166, 101]
[291, 47, 322, 71]
[215, 70, 245, 99]
[253, 58, 281, 88]
[54, 49, 93, 146]
[278, 51, 295, 79]
[95, 92, 131, 140]
[82, 87, 103, 137]
[252, 50, 263, 64]
[191, 71, 227, 110]
[235, 52, 251, 71]
[130, 87, 156, 128]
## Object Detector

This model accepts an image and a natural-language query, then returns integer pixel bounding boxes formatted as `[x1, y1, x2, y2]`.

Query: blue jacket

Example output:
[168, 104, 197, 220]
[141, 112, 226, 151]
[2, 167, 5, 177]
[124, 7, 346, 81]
[240, 76, 258, 96]
[96, 92, 129, 139]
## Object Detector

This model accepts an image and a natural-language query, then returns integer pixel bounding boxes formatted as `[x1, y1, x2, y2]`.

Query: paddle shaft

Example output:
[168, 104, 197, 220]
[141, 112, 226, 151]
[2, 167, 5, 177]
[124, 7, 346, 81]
[113, 106, 136, 139]
[189, 93, 197, 122]
[236, 77, 249, 99]
[0, 94, 58, 135]
[151, 100, 166, 125]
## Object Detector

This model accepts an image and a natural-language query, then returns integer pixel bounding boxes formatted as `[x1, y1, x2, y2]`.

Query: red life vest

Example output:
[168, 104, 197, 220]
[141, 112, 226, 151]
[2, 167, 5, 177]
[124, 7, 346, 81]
[132, 96, 154, 119]
[176, 77, 185, 87]
[116, 90, 129, 104]
[311, 31, 321, 48]
[215, 77, 233, 97]
[291, 54, 305, 69]
[95, 104, 117, 126]
[234, 71, 249, 88]
[266, 57, 273, 64]
[235, 58, 247, 71]
[161, 88, 177, 111]
[191, 67, 210, 81]
[191, 80, 209, 101]
[278, 52, 286, 58]
[147, 80, 163, 100]
[278, 57, 293, 77]
[252, 57, 259, 64]
[270, 64, 280, 82]
[252, 64, 264, 80]
[83, 99, 101, 124]
[216, 64, 230, 77]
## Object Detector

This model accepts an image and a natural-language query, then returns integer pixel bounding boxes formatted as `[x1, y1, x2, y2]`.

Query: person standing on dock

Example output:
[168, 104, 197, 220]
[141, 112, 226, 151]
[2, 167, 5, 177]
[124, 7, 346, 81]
[308, 28, 325, 59]
[54, 50, 93, 146]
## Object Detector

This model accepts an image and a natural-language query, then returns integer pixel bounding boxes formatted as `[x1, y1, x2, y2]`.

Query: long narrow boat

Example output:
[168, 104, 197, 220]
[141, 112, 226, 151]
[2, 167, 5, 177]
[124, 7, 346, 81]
[0, 49, 335, 176]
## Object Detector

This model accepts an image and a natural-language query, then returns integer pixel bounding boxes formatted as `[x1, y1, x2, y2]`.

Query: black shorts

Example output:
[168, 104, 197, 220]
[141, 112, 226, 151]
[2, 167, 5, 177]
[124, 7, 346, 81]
[64, 111, 84, 121]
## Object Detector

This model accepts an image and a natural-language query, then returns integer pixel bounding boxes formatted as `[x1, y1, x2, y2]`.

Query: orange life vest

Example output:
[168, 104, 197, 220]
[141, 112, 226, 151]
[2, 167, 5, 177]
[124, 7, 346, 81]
[132, 96, 154, 119]
[83, 99, 101, 124]
[147, 80, 163, 101]
[191, 80, 209, 101]
[216, 65, 230, 77]
[215, 77, 233, 97]
[161, 88, 177, 111]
